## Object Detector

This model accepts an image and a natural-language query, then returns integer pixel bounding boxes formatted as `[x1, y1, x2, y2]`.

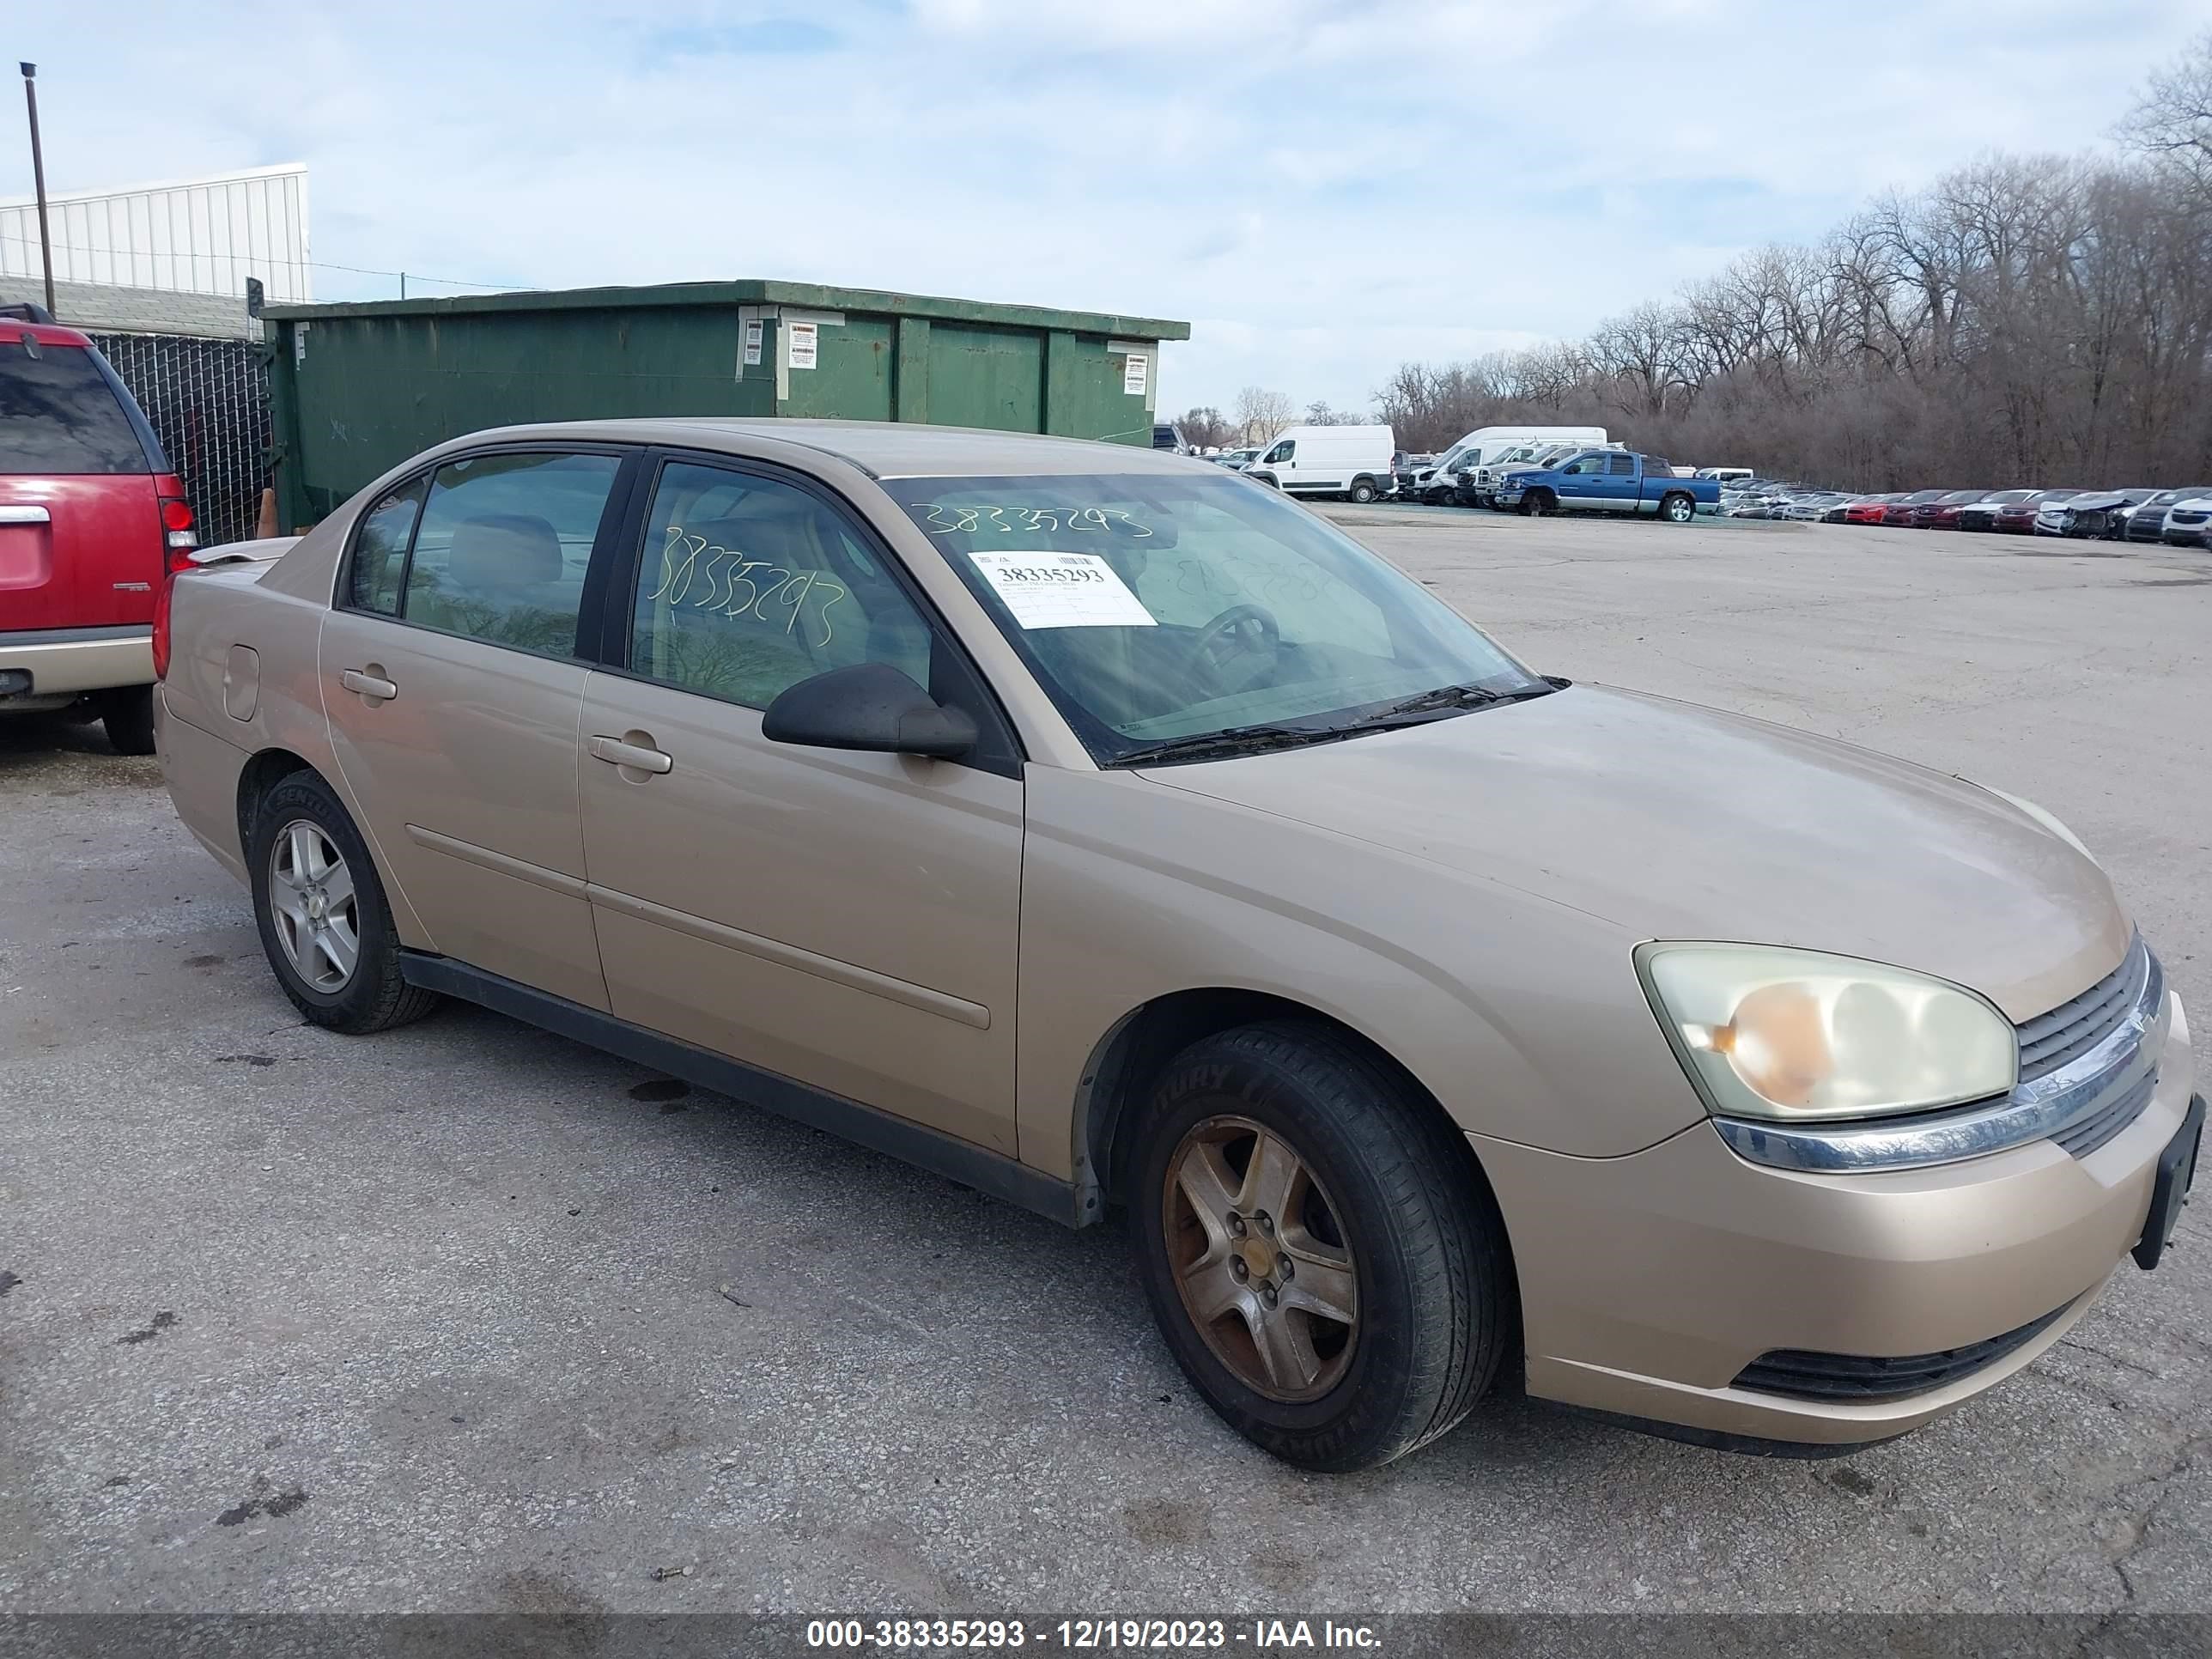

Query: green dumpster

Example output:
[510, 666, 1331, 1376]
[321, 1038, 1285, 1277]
[262, 280, 1190, 528]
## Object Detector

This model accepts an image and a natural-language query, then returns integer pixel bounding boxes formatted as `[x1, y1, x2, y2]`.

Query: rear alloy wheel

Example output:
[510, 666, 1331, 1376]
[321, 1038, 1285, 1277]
[100, 685, 155, 755]
[247, 770, 440, 1034]
[1662, 493, 1695, 525]
[268, 819, 360, 994]
[1349, 479, 1378, 505]
[1132, 1022, 1513, 1471]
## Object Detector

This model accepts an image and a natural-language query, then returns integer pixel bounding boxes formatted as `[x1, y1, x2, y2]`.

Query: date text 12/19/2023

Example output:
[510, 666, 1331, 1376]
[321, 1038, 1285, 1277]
[804, 1620, 1383, 1651]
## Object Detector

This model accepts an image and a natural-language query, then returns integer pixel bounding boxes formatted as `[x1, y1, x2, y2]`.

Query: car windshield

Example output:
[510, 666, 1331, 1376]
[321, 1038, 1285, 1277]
[887, 471, 1549, 764]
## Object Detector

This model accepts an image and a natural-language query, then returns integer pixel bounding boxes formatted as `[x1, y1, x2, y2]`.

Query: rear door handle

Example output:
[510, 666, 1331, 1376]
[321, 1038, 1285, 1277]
[340, 669, 398, 700]
[588, 734, 673, 775]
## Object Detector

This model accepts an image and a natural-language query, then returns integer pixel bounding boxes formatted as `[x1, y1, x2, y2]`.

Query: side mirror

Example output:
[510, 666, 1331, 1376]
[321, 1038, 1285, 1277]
[761, 662, 977, 760]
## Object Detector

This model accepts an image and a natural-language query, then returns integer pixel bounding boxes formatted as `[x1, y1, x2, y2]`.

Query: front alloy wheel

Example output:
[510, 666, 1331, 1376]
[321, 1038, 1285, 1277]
[1164, 1116, 1359, 1401]
[1131, 1022, 1513, 1470]
[268, 818, 359, 991]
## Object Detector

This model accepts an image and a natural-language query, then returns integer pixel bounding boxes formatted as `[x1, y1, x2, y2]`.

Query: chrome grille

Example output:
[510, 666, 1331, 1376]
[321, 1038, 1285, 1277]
[2051, 1069, 2157, 1159]
[2018, 939, 2150, 1083]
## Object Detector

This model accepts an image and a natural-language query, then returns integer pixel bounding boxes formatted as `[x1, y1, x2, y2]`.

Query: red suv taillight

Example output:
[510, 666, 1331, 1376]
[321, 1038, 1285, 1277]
[157, 477, 198, 574]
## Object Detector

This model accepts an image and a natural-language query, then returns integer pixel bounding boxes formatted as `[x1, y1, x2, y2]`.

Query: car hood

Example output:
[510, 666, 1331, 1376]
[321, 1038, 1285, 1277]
[1141, 685, 2128, 1021]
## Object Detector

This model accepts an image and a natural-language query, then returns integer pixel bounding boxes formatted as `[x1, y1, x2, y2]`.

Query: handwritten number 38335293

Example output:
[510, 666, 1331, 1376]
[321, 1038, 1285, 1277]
[921, 504, 1151, 538]
[647, 526, 847, 648]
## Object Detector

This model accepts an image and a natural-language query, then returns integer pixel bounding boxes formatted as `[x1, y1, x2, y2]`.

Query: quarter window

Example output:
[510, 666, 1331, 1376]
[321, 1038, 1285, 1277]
[629, 461, 936, 711]
[401, 452, 620, 658]
[347, 478, 425, 616]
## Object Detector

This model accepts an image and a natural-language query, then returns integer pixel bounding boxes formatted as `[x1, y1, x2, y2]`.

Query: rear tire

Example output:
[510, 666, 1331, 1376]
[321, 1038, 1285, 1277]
[247, 770, 440, 1035]
[100, 685, 155, 755]
[1130, 1021, 1514, 1471]
[1661, 492, 1694, 525]
[1349, 479, 1378, 505]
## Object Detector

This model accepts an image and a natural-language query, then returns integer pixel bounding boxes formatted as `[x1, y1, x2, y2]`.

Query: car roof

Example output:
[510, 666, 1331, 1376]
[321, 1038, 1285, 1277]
[427, 417, 1212, 481]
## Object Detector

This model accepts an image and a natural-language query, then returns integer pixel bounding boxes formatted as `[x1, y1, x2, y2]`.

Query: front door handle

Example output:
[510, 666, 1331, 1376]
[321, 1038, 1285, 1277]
[588, 734, 673, 775]
[340, 668, 398, 700]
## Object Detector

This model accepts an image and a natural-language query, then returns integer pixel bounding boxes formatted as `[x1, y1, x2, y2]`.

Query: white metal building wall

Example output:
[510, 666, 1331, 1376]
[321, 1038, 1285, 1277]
[0, 163, 310, 304]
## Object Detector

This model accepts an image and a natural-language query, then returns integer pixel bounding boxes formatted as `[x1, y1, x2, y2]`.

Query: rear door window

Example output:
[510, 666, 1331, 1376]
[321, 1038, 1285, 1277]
[400, 452, 623, 659]
[0, 337, 149, 474]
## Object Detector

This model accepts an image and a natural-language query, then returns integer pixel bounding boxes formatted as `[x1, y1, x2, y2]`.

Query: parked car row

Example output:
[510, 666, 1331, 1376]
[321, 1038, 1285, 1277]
[1721, 482, 2212, 545]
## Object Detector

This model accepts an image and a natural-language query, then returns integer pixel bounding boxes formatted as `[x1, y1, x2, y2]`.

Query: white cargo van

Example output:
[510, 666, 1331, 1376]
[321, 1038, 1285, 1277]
[1246, 425, 1397, 501]
[1409, 425, 1608, 502]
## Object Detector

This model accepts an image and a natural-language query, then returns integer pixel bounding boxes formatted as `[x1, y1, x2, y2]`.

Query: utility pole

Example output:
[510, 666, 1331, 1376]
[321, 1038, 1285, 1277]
[19, 63, 57, 319]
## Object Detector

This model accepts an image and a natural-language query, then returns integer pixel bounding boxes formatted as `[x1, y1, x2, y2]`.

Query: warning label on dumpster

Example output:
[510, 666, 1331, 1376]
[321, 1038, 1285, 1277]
[743, 320, 763, 367]
[1122, 353, 1147, 397]
[787, 321, 818, 370]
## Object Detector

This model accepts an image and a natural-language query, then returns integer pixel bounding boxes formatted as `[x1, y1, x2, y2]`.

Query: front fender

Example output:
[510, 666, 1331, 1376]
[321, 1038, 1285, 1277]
[1013, 768, 1707, 1181]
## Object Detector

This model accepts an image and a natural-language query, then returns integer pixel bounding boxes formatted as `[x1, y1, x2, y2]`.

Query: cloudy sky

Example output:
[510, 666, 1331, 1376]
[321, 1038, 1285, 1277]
[8, 0, 2209, 415]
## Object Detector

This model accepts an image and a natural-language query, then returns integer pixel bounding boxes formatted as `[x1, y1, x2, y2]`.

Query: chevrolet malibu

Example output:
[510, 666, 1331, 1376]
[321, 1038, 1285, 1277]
[156, 421, 2201, 1471]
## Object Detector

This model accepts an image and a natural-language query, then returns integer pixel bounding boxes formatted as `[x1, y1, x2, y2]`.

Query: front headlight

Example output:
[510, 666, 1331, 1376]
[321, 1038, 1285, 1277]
[1976, 784, 2098, 865]
[1637, 944, 2016, 1122]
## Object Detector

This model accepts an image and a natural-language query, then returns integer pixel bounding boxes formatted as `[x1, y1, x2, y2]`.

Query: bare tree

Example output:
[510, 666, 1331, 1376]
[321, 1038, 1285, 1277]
[1365, 49, 2212, 493]
[1234, 386, 1297, 446]
[2121, 28, 2212, 192]
[1174, 406, 1237, 451]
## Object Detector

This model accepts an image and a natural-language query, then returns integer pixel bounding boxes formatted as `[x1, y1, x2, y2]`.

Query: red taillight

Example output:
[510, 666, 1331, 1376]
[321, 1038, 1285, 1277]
[157, 478, 198, 574]
[153, 568, 174, 680]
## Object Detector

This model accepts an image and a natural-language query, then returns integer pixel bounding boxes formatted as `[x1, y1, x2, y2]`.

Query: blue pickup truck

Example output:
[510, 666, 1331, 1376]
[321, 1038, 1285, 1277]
[1491, 450, 1718, 523]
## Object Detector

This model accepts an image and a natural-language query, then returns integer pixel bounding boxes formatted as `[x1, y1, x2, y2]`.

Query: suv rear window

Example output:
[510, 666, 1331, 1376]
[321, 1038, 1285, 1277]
[1, 337, 150, 474]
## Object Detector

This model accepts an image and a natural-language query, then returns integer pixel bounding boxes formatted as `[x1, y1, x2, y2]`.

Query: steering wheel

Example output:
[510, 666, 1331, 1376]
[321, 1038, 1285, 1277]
[1190, 603, 1282, 687]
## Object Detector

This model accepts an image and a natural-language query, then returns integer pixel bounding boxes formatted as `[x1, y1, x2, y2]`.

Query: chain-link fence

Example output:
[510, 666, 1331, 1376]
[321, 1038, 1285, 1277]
[90, 332, 270, 549]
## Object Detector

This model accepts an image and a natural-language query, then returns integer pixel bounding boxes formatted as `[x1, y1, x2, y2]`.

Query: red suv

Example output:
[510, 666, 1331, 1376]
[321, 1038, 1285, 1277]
[1, 304, 196, 754]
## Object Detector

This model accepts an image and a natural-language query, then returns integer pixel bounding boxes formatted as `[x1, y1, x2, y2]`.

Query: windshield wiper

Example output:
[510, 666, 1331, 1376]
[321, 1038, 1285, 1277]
[1108, 722, 1358, 768]
[1109, 682, 1562, 768]
[1361, 681, 1558, 722]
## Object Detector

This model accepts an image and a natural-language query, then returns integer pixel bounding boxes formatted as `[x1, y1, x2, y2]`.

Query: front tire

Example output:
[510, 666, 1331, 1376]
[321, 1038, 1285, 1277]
[1130, 1022, 1514, 1471]
[100, 685, 155, 755]
[1521, 490, 1553, 518]
[247, 770, 440, 1034]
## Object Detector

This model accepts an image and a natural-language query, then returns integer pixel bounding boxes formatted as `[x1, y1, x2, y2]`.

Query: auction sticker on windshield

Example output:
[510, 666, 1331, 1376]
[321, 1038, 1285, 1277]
[966, 550, 1157, 629]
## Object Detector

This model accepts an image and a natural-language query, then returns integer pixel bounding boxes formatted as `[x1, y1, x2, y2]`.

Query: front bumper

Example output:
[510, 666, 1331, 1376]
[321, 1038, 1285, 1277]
[1479, 988, 2195, 1447]
[0, 625, 154, 698]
